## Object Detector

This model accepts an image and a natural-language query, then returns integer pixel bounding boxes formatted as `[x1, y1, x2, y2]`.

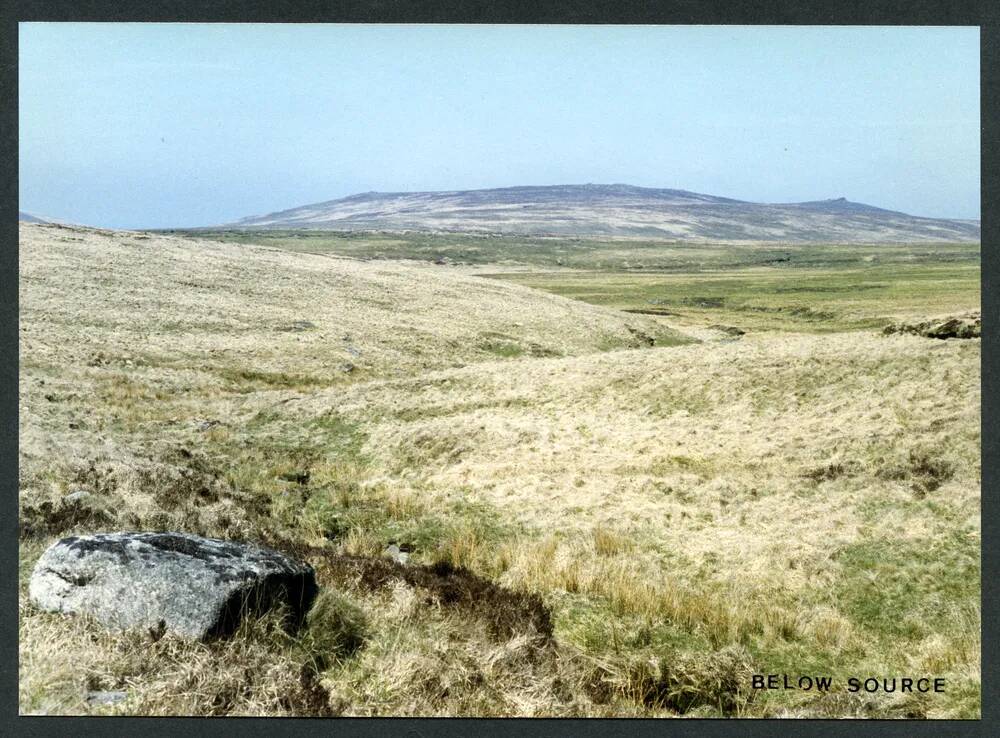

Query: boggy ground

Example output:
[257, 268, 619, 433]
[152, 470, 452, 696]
[18, 223, 980, 717]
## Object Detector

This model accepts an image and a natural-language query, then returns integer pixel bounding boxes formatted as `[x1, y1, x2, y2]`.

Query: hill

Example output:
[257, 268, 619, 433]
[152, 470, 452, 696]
[229, 184, 980, 243]
[17, 222, 690, 387]
[19, 211, 50, 224]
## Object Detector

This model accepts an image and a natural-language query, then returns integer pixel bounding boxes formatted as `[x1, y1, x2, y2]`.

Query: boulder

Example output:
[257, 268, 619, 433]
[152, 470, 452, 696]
[29, 532, 318, 640]
[924, 317, 979, 340]
[883, 313, 980, 340]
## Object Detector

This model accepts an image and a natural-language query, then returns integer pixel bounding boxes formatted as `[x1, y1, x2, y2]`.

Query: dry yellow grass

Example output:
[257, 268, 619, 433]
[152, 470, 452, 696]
[294, 329, 978, 576]
[18, 223, 980, 717]
[19, 222, 685, 380]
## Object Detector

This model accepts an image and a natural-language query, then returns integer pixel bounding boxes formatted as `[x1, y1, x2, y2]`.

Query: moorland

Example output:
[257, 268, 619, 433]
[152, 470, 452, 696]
[19, 221, 980, 717]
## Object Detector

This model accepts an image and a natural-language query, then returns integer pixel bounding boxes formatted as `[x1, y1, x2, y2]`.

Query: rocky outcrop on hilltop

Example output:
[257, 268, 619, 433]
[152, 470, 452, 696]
[883, 312, 981, 339]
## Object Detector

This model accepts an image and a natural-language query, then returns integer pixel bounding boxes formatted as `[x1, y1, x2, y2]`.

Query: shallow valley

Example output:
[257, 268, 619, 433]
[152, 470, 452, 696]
[19, 223, 980, 717]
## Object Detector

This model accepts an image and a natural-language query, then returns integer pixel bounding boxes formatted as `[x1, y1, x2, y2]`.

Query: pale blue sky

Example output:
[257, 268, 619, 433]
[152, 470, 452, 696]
[19, 24, 980, 229]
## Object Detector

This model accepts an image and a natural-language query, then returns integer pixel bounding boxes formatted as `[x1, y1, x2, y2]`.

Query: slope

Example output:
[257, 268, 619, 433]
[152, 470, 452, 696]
[19, 222, 690, 387]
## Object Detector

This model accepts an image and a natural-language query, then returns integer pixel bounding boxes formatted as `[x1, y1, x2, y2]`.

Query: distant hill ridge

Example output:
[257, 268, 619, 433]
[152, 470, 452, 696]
[18, 211, 50, 224]
[230, 184, 980, 243]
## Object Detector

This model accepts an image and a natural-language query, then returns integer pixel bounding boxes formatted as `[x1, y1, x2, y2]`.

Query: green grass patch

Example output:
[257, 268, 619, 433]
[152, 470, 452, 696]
[833, 530, 979, 642]
[168, 229, 979, 274]
[168, 230, 977, 334]
[496, 261, 979, 334]
[553, 591, 712, 657]
[477, 338, 526, 358]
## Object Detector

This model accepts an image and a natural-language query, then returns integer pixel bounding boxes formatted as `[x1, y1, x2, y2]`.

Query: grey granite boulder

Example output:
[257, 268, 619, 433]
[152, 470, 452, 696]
[29, 532, 318, 640]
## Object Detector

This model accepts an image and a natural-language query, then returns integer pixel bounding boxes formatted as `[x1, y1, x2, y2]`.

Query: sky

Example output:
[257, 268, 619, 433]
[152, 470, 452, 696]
[19, 24, 980, 229]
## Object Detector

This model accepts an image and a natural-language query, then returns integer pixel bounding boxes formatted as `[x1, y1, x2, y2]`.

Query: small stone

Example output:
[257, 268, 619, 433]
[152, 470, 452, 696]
[86, 690, 127, 706]
[383, 543, 410, 565]
[278, 470, 310, 485]
[277, 320, 316, 332]
[63, 490, 91, 504]
[708, 324, 746, 337]
[339, 363, 356, 373]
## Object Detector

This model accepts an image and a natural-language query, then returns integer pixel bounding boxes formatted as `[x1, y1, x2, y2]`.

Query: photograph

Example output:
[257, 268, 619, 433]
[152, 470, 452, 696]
[17, 23, 981, 718]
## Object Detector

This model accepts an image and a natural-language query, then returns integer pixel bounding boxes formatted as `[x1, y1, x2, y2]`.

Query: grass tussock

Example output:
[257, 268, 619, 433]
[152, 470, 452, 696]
[586, 645, 757, 716]
[876, 446, 957, 496]
[300, 591, 368, 672]
[19, 604, 338, 716]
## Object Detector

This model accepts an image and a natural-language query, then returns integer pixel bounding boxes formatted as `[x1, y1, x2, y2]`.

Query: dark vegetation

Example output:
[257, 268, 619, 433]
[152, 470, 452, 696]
[286, 546, 554, 642]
